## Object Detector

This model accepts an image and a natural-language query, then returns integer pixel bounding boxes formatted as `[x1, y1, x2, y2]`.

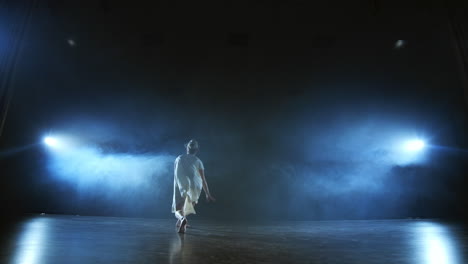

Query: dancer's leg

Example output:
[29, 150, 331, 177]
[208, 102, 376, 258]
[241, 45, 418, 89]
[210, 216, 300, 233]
[175, 199, 197, 232]
[175, 200, 187, 233]
[175, 201, 184, 223]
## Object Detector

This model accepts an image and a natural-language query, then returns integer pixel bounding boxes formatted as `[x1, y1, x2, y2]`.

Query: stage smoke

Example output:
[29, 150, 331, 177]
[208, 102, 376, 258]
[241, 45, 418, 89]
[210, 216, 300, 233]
[46, 144, 174, 194]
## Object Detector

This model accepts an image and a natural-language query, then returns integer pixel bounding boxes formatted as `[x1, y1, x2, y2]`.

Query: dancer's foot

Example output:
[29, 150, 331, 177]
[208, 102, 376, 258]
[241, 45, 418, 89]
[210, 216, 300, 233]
[176, 220, 190, 229]
[178, 218, 187, 233]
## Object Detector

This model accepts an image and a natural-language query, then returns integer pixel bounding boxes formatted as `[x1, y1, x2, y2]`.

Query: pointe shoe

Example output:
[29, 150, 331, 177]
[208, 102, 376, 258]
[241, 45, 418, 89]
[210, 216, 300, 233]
[178, 218, 187, 233]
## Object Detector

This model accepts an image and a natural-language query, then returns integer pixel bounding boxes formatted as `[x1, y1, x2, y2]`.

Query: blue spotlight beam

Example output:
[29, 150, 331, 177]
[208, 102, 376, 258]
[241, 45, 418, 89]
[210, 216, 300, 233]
[404, 140, 425, 152]
[0, 143, 37, 158]
[430, 145, 468, 155]
[43, 137, 57, 147]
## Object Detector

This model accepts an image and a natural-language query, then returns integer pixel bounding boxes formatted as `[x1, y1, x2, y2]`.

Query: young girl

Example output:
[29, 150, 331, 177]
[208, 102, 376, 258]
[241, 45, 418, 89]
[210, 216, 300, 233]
[172, 139, 215, 233]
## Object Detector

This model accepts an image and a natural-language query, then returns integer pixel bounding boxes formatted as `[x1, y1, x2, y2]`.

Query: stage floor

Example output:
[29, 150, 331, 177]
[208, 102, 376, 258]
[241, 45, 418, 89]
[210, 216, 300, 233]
[0, 215, 467, 264]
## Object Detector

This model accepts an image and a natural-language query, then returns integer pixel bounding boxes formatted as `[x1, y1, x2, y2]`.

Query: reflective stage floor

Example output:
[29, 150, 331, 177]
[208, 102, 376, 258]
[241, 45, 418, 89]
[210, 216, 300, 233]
[0, 215, 467, 263]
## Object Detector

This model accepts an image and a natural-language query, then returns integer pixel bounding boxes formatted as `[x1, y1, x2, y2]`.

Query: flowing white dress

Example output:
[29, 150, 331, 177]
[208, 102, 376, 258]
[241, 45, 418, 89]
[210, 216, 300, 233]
[172, 154, 204, 216]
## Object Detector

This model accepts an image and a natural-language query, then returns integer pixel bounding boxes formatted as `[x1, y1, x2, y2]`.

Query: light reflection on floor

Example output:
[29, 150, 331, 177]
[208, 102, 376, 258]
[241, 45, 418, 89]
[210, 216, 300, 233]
[1, 216, 467, 264]
[11, 218, 48, 264]
[414, 222, 461, 264]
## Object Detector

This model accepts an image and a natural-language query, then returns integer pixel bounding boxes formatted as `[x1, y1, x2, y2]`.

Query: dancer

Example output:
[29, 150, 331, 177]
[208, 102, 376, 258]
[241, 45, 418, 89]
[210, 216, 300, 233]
[172, 139, 215, 233]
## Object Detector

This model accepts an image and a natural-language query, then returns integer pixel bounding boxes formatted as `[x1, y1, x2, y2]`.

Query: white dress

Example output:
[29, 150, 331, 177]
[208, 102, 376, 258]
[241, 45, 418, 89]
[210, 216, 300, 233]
[172, 154, 204, 216]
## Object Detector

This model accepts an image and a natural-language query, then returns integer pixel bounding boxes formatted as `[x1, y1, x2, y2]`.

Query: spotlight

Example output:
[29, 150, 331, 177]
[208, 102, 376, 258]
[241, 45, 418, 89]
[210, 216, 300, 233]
[395, 40, 406, 49]
[404, 139, 425, 152]
[43, 137, 59, 148]
[67, 39, 76, 47]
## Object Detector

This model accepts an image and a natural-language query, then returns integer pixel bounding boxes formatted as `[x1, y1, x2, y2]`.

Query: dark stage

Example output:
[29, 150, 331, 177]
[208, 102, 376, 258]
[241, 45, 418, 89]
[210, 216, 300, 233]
[1, 215, 467, 264]
[2, 1, 468, 264]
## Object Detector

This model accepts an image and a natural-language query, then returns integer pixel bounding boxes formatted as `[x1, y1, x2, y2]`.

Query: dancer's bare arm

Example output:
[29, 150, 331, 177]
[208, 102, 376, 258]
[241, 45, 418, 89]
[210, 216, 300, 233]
[199, 169, 216, 202]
